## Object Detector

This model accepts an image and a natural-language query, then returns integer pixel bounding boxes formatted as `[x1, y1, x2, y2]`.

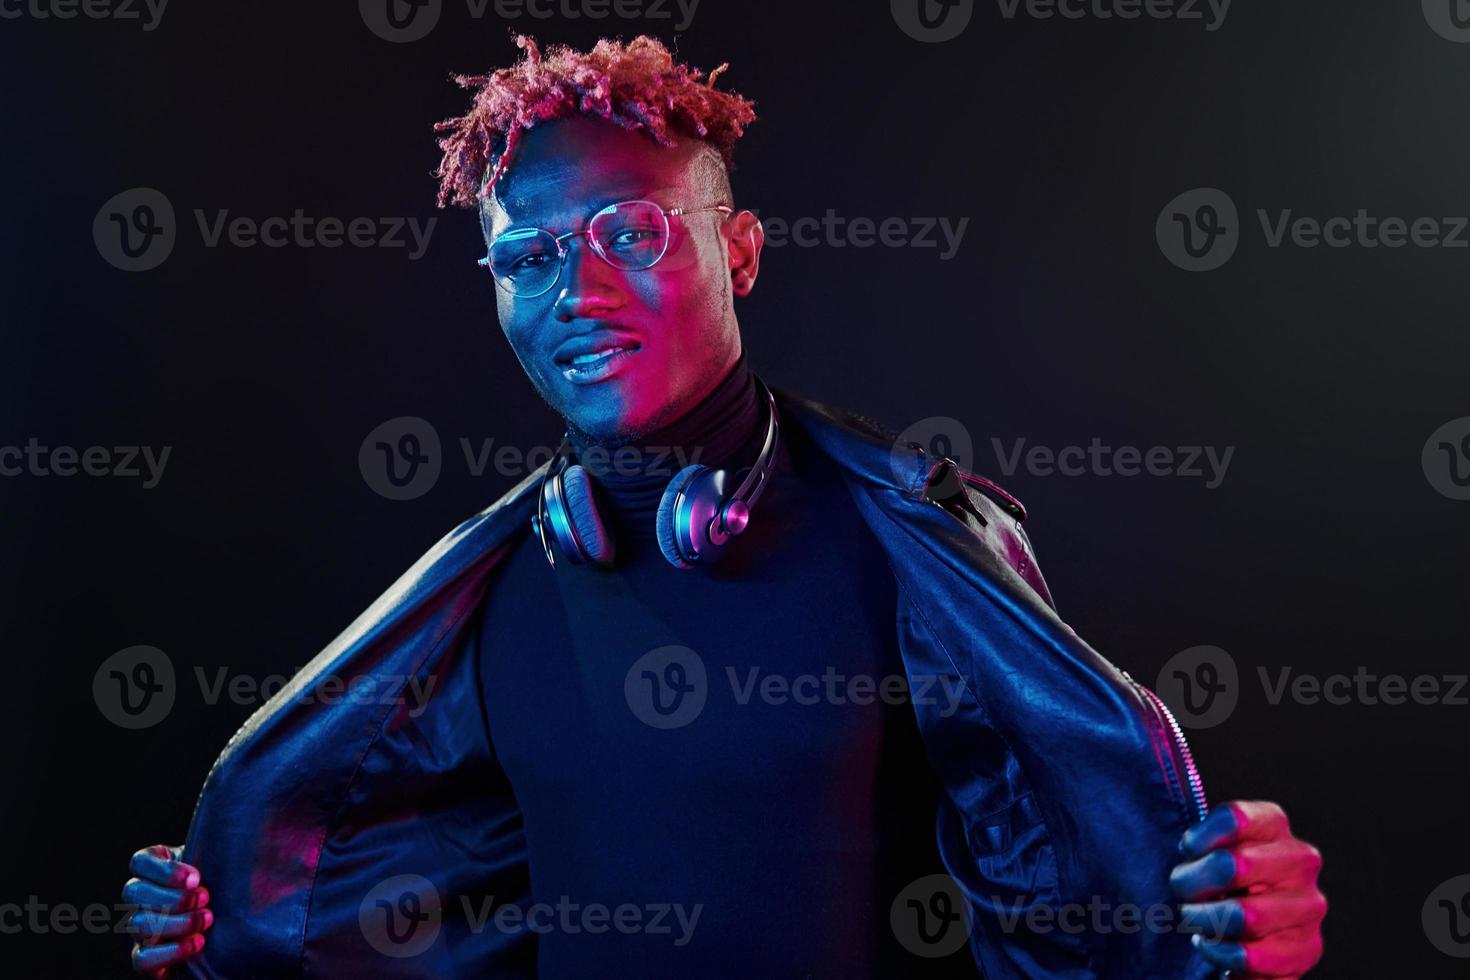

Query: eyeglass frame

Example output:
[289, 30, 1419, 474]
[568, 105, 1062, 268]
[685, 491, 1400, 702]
[477, 199, 734, 298]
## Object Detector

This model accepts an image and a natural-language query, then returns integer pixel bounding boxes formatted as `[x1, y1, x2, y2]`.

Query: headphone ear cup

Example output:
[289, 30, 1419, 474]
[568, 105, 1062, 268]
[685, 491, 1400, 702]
[654, 464, 709, 569]
[560, 464, 615, 566]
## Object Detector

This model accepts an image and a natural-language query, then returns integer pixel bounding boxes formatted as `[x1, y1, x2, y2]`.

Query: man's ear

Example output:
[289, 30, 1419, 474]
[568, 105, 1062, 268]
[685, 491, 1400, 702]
[727, 209, 764, 297]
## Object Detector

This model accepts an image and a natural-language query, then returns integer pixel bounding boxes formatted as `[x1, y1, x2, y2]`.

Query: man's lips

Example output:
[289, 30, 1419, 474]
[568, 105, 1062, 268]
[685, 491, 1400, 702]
[560, 346, 640, 385]
[551, 329, 643, 366]
[552, 329, 643, 385]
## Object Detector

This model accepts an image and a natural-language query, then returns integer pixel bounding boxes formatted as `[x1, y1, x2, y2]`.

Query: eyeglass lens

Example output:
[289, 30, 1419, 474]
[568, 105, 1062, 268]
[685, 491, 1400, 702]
[488, 200, 671, 296]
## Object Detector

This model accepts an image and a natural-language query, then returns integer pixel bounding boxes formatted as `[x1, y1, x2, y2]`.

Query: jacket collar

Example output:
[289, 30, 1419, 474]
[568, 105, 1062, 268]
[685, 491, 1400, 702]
[771, 385, 931, 499]
[482, 383, 932, 535]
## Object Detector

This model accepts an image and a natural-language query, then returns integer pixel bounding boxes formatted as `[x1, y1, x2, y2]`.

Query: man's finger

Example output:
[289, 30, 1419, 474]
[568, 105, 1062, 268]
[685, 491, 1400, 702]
[1232, 839, 1323, 893]
[1180, 801, 1290, 859]
[1180, 898, 1245, 938]
[1181, 891, 1329, 941]
[1241, 926, 1326, 977]
[129, 908, 214, 942]
[1171, 840, 1319, 901]
[122, 878, 210, 914]
[1192, 933, 1249, 973]
[1171, 848, 1236, 901]
[131, 933, 206, 974]
[130, 847, 201, 890]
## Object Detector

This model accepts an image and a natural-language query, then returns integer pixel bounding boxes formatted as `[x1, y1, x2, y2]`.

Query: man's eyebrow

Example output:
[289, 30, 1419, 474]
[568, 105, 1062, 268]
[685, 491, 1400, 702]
[499, 189, 665, 229]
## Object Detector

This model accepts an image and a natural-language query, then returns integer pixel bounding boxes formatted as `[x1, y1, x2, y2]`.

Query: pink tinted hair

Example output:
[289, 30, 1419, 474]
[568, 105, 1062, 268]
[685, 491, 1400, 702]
[433, 34, 757, 209]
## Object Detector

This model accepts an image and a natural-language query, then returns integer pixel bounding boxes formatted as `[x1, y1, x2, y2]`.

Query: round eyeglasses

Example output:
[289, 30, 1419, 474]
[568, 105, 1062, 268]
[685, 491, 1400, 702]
[479, 199, 733, 298]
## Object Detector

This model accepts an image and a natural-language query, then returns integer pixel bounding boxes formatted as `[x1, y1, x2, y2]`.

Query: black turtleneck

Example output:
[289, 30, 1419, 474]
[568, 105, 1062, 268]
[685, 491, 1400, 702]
[565, 350, 766, 522]
[474, 361, 968, 978]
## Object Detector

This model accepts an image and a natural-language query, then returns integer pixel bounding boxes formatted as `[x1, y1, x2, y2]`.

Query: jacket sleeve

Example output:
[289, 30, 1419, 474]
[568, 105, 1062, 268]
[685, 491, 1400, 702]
[180, 493, 542, 978]
[845, 465, 1215, 980]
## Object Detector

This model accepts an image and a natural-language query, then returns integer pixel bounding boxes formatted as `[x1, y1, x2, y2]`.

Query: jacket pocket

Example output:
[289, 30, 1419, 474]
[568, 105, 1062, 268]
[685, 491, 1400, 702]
[936, 792, 1096, 978]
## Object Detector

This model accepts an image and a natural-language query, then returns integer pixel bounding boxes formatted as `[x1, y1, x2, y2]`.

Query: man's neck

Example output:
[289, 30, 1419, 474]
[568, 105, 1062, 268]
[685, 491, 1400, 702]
[566, 353, 763, 515]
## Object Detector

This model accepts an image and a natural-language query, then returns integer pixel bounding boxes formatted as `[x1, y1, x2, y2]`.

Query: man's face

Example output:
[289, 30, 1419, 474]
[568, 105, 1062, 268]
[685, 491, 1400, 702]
[483, 117, 747, 445]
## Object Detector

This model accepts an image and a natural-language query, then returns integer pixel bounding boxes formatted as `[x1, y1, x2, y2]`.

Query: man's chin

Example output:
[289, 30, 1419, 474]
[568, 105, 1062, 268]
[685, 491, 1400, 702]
[545, 358, 681, 447]
[556, 389, 659, 449]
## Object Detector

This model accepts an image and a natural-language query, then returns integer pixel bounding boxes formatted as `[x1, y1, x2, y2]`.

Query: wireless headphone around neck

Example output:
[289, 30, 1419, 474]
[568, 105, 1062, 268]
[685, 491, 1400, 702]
[532, 377, 781, 570]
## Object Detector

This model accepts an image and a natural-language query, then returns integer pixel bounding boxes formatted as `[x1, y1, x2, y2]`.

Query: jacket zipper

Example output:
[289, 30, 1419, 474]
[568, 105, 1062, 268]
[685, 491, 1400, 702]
[1124, 672, 1209, 823]
[906, 444, 1210, 824]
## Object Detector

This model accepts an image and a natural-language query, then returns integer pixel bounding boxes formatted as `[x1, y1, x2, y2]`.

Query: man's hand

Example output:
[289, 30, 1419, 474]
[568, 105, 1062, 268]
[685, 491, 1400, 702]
[1170, 801, 1326, 978]
[123, 844, 212, 977]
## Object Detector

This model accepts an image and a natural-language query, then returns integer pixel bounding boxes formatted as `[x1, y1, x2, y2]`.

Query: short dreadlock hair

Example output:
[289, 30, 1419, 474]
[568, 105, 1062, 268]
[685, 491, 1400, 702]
[433, 34, 757, 209]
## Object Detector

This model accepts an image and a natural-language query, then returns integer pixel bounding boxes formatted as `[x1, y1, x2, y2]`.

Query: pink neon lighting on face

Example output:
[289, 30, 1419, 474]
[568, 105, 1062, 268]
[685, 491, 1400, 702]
[490, 117, 743, 445]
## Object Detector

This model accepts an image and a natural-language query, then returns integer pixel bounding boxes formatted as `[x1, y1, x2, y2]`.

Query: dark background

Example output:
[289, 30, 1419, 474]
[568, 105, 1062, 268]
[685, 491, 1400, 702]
[3, 1, 1468, 975]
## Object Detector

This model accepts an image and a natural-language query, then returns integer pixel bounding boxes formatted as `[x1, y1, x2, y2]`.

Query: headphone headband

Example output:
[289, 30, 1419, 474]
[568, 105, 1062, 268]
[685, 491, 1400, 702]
[533, 375, 782, 570]
[533, 438, 573, 569]
[726, 377, 780, 515]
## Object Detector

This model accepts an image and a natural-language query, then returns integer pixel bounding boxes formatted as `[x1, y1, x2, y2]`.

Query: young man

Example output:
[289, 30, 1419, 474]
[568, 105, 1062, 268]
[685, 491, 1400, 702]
[125, 36, 1325, 978]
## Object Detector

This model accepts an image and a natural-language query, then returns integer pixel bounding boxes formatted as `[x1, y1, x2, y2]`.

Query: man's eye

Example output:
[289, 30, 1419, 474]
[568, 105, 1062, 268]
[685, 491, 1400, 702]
[608, 227, 660, 249]
[511, 253, 552, 270]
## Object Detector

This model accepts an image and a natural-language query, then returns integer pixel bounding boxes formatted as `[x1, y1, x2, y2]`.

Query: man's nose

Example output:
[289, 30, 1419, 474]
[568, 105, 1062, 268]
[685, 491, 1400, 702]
[552, 236, 623, 322]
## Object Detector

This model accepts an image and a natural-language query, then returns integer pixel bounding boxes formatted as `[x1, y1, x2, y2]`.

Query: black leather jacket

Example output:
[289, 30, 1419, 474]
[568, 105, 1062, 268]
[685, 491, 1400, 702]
[180, 388, 1215, 978]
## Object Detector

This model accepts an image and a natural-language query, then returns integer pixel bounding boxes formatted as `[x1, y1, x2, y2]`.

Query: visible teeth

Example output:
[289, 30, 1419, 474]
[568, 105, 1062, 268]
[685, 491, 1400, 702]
[570, 347, 624, 365]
